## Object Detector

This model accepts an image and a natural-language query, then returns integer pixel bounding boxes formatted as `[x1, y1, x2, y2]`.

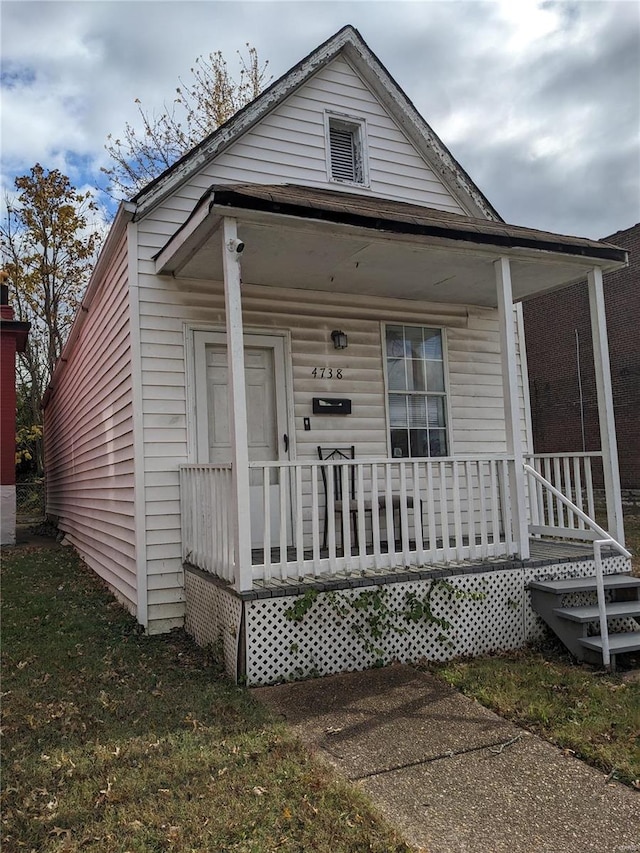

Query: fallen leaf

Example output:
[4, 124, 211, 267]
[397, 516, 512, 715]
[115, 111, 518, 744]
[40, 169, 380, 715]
[49, 826, 70, 838]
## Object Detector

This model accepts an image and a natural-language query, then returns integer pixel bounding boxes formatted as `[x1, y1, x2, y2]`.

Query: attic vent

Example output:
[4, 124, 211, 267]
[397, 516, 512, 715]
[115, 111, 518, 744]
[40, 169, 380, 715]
[330, 125, 357, 181]
[326, 114, 368, 186]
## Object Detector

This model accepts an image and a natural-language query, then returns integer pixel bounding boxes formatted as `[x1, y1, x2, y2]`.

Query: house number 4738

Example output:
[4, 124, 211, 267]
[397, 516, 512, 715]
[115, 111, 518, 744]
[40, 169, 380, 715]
[312, 367, 343, 379]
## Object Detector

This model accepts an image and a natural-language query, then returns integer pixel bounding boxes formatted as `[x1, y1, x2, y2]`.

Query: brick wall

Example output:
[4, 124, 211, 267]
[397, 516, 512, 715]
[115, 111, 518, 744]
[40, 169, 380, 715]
[522, 223, 640, 489]
[0, 329, 18, 487]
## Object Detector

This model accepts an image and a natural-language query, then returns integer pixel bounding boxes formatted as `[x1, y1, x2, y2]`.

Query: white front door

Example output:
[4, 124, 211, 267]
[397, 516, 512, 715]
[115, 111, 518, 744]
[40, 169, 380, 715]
[194, 331, 290, 548]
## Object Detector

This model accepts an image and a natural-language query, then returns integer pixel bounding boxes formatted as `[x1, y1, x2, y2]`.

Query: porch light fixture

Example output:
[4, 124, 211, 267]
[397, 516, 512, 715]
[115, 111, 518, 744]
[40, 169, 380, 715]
[331, 329, 348, 349]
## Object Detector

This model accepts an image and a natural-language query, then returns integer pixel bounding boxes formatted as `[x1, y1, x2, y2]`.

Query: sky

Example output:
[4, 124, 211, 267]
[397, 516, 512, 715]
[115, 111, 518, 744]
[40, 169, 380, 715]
[1, 0, 639, 239]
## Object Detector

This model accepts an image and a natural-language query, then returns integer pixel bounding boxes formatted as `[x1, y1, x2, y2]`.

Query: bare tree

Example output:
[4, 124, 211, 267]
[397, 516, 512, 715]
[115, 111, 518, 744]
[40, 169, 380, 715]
[102, 46, 270, 198]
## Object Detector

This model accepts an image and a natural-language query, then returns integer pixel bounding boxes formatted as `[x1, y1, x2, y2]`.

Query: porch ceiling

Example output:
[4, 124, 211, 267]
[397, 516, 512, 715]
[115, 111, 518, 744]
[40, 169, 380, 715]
[154, 184, 627, 308]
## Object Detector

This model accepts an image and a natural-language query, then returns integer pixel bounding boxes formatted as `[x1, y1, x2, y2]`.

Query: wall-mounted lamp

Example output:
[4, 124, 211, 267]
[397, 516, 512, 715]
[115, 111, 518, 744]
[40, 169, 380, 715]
[331, 329, 348, 350]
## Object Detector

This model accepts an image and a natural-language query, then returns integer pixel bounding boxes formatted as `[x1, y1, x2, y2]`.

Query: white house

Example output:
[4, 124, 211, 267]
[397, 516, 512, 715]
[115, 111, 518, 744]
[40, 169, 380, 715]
[44, 26, 636, 683]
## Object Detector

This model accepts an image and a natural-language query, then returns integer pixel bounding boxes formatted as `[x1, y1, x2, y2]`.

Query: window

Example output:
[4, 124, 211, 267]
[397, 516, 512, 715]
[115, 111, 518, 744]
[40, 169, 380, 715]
[385, 325, 448, 458]
[325, 113, 368, 185]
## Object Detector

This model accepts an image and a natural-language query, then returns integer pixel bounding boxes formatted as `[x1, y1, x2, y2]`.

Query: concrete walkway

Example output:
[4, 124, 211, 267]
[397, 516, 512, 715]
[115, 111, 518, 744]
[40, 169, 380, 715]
[253, 665, 640, 853]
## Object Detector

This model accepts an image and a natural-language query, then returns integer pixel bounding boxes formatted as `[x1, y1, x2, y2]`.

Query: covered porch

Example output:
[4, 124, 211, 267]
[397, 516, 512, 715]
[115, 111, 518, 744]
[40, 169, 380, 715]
[155, 184, 628, 594]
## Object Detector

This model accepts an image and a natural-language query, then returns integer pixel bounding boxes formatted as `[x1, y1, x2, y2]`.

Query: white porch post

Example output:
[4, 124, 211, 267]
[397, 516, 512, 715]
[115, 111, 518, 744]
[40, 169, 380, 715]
[495, 256, 530, 559]
[222, 217, 253, 591]
[587, 267, 625, 545]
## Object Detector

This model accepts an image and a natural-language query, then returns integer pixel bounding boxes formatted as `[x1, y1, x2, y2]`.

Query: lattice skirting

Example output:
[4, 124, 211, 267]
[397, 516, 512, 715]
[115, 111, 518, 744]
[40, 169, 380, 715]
[184, 569, 243, 680]
[184, 556, 630, 686]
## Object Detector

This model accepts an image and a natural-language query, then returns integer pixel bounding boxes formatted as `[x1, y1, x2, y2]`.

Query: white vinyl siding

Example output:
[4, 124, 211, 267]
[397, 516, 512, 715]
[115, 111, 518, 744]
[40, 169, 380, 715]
[134, 267, 528, 633]
[44, 233, 137, 613]
[127, 46, 517, 634]
[41, 35, 535, 638]
[142, 55, 467, 234]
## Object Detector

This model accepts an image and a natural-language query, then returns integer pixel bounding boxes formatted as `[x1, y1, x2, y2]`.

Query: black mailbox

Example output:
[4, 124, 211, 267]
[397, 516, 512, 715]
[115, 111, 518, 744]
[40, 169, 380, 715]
[312, 397, 352, 415]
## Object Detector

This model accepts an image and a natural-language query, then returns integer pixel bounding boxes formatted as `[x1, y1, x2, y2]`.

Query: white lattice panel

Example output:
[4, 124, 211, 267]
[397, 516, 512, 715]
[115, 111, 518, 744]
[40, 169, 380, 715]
[245, 569, 528, 685]
[185, 570, 242, 681]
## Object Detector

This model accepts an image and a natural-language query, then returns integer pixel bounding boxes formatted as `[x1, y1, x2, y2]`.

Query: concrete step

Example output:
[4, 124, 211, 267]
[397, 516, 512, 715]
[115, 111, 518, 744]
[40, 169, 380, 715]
[528, 574, 640, 595]
[578, 631, 640, 654]
[553, 601, 640, 623]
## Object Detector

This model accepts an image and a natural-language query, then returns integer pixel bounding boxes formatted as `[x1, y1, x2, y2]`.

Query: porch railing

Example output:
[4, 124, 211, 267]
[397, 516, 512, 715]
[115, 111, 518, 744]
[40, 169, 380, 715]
[180, 455, 517, 586]
[524, 452, 602, 540]
[180, 464, 234, 582]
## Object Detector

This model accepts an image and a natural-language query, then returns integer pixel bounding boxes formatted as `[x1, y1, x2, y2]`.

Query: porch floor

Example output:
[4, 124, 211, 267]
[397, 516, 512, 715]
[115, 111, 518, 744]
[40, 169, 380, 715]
[244, 538, 613, 599]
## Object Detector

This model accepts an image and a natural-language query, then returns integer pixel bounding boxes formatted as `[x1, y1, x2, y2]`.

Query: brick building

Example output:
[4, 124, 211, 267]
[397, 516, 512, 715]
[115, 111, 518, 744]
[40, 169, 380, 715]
[523, 222, 639, 495]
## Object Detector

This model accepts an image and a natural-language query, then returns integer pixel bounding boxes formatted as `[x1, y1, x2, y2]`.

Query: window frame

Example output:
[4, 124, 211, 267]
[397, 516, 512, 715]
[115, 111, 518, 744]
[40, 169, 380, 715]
[381, 322, 453, 459]
[324, 110, 370, 188]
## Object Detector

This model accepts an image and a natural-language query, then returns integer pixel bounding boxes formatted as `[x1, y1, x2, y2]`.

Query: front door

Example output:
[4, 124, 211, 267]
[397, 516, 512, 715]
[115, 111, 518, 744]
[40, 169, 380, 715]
[194, 331, 291, 548]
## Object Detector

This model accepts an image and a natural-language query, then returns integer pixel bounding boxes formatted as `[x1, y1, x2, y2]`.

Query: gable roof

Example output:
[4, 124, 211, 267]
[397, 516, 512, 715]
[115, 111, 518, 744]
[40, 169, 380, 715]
[132, 25, 501, 222]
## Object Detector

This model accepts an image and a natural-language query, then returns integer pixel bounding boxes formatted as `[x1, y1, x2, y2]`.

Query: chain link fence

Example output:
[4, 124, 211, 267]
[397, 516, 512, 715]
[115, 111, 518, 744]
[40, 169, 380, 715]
[15, 481, 46, 523]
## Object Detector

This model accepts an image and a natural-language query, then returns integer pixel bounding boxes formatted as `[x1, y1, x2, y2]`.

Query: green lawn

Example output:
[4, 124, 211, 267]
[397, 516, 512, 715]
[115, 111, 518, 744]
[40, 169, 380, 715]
[4, 518, 639, 850]
[433, 645, 640, 788]
[433, 509, 640, 789]
[1, 544, 411, 853]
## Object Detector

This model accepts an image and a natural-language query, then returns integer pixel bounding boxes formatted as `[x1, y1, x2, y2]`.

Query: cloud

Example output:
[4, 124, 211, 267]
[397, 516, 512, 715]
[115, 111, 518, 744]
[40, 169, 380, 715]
[1, 0, 638, 237]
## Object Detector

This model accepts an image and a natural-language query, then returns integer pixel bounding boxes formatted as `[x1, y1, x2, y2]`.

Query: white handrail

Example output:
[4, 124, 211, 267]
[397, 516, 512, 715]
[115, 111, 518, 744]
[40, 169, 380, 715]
[526, 452, 602, 532]
[524, 463, 631, 668]
[526, 451, 603, 459]
[594, 539, 612, 668]
[248, 454, 516, 469]
[524, 465, 630, 556]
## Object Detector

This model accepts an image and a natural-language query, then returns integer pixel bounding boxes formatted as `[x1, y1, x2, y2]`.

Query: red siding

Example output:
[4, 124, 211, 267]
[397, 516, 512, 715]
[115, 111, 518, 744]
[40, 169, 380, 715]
[1, 300, 28, 487]
[1, 332, 17, 486]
